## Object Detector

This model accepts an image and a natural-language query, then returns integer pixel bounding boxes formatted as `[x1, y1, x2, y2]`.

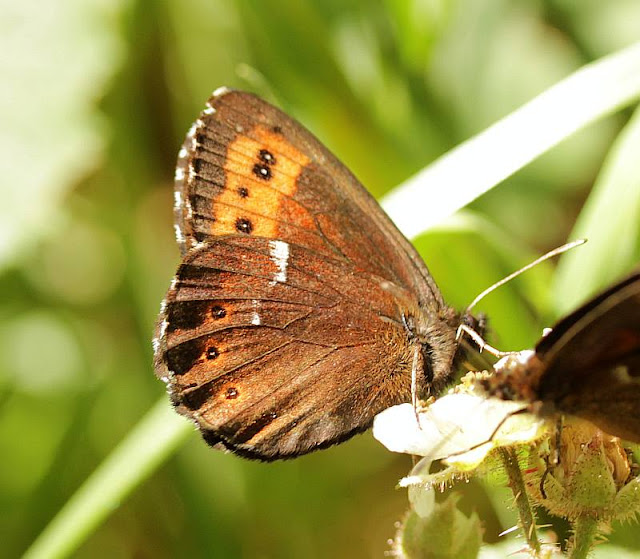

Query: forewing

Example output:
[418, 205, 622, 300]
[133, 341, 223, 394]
[173, 88, 444, 310]
[536, 271, 640, 441]
[154, 237, 418, 459]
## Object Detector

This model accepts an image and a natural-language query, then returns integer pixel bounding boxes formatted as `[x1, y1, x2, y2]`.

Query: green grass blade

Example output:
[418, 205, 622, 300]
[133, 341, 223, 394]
[382, 40, 640, 238]
[22, 399, 191, 559]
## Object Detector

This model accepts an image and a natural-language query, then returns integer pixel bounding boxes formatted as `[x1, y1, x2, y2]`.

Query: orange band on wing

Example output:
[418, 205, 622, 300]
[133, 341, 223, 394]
[210, 126, 312, 237]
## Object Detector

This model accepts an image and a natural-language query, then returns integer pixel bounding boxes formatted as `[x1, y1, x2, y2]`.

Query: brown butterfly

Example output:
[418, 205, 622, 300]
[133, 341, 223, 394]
[153, 88, 480, 460]
[483, 270, 640, 443]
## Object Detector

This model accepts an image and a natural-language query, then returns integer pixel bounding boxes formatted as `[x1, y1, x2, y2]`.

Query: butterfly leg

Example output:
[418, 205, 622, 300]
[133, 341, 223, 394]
[456, 324, 512, 357]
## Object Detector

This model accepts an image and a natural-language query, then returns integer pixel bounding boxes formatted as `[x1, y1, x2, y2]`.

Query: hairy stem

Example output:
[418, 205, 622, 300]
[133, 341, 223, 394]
[499, 447, 541, 556]
[569, 515, 599, 559]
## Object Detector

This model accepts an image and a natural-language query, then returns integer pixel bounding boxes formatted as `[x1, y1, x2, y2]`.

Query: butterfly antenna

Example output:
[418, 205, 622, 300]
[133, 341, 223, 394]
[466, 239, 586, 313]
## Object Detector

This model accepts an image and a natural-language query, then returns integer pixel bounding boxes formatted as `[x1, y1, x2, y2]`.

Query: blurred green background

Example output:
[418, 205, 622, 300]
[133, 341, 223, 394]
[2, 1, 640, 558]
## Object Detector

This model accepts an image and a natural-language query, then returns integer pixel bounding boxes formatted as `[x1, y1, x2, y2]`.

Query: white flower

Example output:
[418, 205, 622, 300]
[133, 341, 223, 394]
[373, 391, 547, 469]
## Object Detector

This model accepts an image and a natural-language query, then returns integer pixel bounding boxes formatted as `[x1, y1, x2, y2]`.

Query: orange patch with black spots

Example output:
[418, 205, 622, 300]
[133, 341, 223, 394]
[209, 125, 312, 237]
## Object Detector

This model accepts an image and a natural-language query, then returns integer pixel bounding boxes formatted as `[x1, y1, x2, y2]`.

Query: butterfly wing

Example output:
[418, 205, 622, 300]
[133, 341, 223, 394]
[155, 89, 461, 459]
[173, 88, 444, 309]
[155, 237, 427, 458]
[535, 271, 640, 442]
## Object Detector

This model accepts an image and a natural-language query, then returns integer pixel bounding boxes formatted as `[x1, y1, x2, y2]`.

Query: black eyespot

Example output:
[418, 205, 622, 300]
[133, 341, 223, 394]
[225, 387, 239, 399]
[252, 163, 272, 180]
[272, 125, 282, 134]
[258, 149, 276, 165]
[237, 186, 249, 198]
[211, 305, 226, 319]
[206, 347, 219, 360]
[235, 218, 253, 234]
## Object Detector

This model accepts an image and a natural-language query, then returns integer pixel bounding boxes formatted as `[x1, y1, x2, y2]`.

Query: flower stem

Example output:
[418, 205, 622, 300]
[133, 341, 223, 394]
[499, 447, 541, 556]
[569, 515, 599, 559]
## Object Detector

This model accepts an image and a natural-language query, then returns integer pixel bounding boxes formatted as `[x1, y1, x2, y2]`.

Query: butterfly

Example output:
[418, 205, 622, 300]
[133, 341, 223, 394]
[153, 88, 480, 460]
[483, 270, 640, 443]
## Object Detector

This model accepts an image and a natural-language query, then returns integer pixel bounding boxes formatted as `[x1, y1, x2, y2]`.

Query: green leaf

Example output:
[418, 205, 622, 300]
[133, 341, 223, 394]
[553, 103, 640, 315]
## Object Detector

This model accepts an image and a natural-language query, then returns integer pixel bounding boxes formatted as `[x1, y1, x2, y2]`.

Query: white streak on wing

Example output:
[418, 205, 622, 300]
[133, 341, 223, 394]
[174, 190, 182, 208]
[175, 167, 185, 182]
[174, 223, 184, 244]
[251, 300, 261, 325]
[269, 240, 290, 284]
[178, 146, 188, 159]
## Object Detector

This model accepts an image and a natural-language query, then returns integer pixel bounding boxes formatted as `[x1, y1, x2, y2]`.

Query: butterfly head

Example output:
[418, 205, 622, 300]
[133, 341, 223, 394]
[401, 305, 483, 396]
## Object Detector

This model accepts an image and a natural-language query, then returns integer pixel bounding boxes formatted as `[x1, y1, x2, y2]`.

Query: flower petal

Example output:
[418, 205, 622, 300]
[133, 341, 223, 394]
[374, 393, 546, 468]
